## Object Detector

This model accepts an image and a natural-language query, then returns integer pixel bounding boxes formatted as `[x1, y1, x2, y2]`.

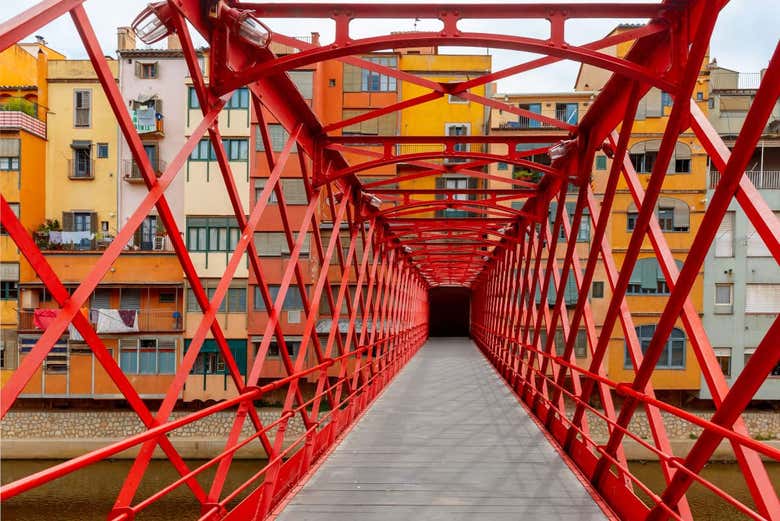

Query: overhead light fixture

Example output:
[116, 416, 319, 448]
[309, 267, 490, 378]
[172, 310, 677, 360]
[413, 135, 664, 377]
[404, 246, 413, 254]
[217, 3, 272, 49]
[131, 2, 174, 45]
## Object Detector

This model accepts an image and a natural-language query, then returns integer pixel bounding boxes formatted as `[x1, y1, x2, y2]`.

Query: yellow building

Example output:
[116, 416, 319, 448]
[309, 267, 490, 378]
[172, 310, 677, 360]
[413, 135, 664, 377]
[576, 25, 710, 397]
[397, 50, 492, 217]
[487, 92, 607, 370]
[0, 40, 63, 384]
[45, 58, 119, 246]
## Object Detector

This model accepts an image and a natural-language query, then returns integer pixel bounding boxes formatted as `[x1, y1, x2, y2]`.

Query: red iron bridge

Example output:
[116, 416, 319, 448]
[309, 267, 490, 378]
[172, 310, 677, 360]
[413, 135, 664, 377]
[1, 1, 779, 520]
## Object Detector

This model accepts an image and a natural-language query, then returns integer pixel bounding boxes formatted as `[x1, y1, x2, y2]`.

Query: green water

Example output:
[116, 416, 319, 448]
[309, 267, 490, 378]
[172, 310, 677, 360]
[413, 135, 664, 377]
[1, 459, 778, 519]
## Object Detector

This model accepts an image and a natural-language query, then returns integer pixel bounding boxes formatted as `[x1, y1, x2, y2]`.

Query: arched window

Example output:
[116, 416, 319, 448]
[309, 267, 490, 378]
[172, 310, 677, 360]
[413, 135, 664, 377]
[625, 325, 686, 369]
[629, 140, 691, 174]
[627, 258, 683, 295]
[627, 197, 690, 232]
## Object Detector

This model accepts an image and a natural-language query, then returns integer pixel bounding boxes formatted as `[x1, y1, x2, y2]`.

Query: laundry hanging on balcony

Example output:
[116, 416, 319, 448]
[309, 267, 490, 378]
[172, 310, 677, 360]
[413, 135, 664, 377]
[67, 307, 91, 341]
[33, 309, 58, 330]
[94, 309, 139, 333]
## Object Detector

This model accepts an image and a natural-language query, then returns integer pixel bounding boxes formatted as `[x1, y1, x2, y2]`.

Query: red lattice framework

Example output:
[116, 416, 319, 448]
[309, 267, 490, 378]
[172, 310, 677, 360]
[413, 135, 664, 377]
[0, 1, 778, 520]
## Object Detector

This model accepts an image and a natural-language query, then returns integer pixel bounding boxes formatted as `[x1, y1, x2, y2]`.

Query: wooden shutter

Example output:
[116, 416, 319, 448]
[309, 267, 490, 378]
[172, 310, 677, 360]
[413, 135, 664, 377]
[134, 61, 142, 78]
[435, 177, 445, 199]
[90, 211, 98, 233]
[62, 211, 75, 232]
[714, 212, 734, 257]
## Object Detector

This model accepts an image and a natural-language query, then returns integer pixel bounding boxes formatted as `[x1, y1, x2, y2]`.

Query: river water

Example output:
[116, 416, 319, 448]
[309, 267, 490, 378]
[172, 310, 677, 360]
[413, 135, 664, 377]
[1, 459, 778, 519]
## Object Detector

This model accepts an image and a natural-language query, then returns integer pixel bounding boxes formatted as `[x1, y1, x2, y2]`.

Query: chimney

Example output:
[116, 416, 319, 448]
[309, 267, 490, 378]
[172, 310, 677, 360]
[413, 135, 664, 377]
[117, 27, 136, 51]
[167, 34, 182, 50]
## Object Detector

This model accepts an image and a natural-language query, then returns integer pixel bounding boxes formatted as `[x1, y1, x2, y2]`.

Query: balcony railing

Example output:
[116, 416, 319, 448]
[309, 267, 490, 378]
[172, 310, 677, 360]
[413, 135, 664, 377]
[19, 308, 184, 333]
[0, 97, 46, 138]
[122, 158, 167, 182]
[709, 170, 780, 190]
[67, 158, 95, 180]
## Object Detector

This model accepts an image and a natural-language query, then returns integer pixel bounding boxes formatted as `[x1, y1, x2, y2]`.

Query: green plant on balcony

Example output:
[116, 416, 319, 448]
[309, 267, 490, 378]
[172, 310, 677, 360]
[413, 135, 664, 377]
[34, 219, 61, 249]
[0, 97, 39, 118]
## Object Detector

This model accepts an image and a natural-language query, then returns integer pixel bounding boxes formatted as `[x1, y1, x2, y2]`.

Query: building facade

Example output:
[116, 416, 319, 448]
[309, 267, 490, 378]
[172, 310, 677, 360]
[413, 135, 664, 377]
[700, 61, 780, 400]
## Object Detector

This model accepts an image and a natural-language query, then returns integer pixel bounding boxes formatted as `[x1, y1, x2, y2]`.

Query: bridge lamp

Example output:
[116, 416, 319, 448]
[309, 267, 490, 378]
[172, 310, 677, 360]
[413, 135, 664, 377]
[217, 3, 272, 49]
[132, 2, 175, 44]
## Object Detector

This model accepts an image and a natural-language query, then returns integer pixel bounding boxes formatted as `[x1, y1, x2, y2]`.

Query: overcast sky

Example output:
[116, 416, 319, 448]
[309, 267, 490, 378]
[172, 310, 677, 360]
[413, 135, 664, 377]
[2, 1, 778, 93]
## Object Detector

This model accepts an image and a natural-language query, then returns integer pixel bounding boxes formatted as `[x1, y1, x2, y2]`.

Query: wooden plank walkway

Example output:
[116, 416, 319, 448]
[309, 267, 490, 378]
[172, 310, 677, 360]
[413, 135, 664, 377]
[273, 337, 609, 520]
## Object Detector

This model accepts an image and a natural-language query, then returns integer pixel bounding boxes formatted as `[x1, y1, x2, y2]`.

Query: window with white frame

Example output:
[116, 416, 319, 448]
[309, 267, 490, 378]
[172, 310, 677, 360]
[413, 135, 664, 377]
[119, 337, 176, 374]
[714, 212, 734, 257]
[74, 89, 91, 128]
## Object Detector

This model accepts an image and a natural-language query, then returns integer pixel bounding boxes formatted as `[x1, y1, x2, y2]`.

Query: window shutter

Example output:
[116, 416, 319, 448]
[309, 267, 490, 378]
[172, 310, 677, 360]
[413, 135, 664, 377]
[134, 61, 142, 78]
[0, 263, 19, 281]
[645, 88, 662, 117]
[62, 211, 74, 232]
[152, 62, 159, 78]
[747, 222, 771, 257]
[672, 200, 689, 229]
[90, 212, 98, 233]
[0, 139, 20, 156]
[343, 64, 361, 92]
[435, 177, 445, 200]
[154, 98, 163, 114]
[640, 258, 658, 290]
[714, 212, 734, 257]
[564, 273, 578, 305]
[92, 289, 111, 309]
[289, 70, 314, 99]
[745, 284, 780, 314]
[120, 289, 141, 310]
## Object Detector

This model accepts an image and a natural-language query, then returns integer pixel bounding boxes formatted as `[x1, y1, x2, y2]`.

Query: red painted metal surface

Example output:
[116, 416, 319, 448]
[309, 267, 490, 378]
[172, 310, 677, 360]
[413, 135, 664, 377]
[1, 1, 779, 520]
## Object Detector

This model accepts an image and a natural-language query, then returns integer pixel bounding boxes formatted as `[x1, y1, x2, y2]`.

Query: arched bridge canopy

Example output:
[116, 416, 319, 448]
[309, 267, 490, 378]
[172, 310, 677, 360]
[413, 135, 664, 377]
[0, 2, 779, 521]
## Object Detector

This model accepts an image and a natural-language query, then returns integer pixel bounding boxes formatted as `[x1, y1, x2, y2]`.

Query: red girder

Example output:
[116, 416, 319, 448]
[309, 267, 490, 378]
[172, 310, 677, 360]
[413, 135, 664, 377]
[2, 1, 780, 520]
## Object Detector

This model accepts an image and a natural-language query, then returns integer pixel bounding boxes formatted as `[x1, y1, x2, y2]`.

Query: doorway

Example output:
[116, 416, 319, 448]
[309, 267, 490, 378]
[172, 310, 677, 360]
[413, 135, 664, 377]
[428, 287, 470, 337]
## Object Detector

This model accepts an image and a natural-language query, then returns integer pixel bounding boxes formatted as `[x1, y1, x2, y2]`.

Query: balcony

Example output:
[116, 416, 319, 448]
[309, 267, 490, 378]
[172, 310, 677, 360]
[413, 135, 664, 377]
[67, 158, 95, 180]
[0, 97, 46, 138]
[709, 170, 780, 190]
[18, 308, 184, 334]
[122, 158, 167, 183]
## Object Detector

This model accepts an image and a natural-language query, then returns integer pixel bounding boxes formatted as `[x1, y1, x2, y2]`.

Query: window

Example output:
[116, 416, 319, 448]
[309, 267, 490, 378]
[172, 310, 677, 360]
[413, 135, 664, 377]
[555, 103, 578, 124]
[158, 292, 175, 304]
[497, 162, 508, 171]
[223, 139, 248, 161]
[627, 211, 638, 231]
[186, 339, 247, 376]
[627, 198, 689, 232]
[625, 325, 685, 369]
[573, 329, 588, 358]
[264, 340, 302, 358]
[289, 70, 314, 99]
[518, 103, 542, 128]
[714, 212, 734, 257]
[120, 338, 176, 374]
[745, 213, 780, 256]
[448, 94, 469, 104]
[629, 151, 656, 173]
[745, 284, 780, 314]
[71, 141, 92, 178]
[226, 87, 249, 109]
[445, 177, 469, 200]
[254, 285, 305, 311]
[136, 62, 158, 79]
[536, 271, 579, 307]
[592, 281, 604, 299]
[256, 124, 297, 152]
[595, 155, 607, 171]
[674, 159, 690, 173]
[96, 143, 109, 158]
[0, 139, 20, 171]
[715, 284, 733, 305]
[714, 348, 731, 377]
[74, 89, 91, 127]
[743, 348, 755, 370]
[186, 286, 247, 313]
[627, 258, 683, 295]
[550, 202, 589, 242]
[1, 203, 19, 235]
[188, 87, 200, 109]
[341, 109, 397, 136]
[192, 351, 226, 374]
[186, 217, 241, 252]
[254, 178, 308, 205]
[254, 231, 310, 257]
[91, 288, 111, 309]
[73, 212, 93, 232]
[0, 276, 18, 300]
[360, 56, 397, 92]
[446, 124, 469, 156]
[120, 288, 141, 310]
[661, 91, 673, 109]
[190, 139, 216, 161]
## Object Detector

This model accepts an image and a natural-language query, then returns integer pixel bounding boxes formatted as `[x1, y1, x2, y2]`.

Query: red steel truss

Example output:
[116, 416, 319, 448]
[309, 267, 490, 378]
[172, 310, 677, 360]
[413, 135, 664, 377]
[1, 1, 779, 520]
